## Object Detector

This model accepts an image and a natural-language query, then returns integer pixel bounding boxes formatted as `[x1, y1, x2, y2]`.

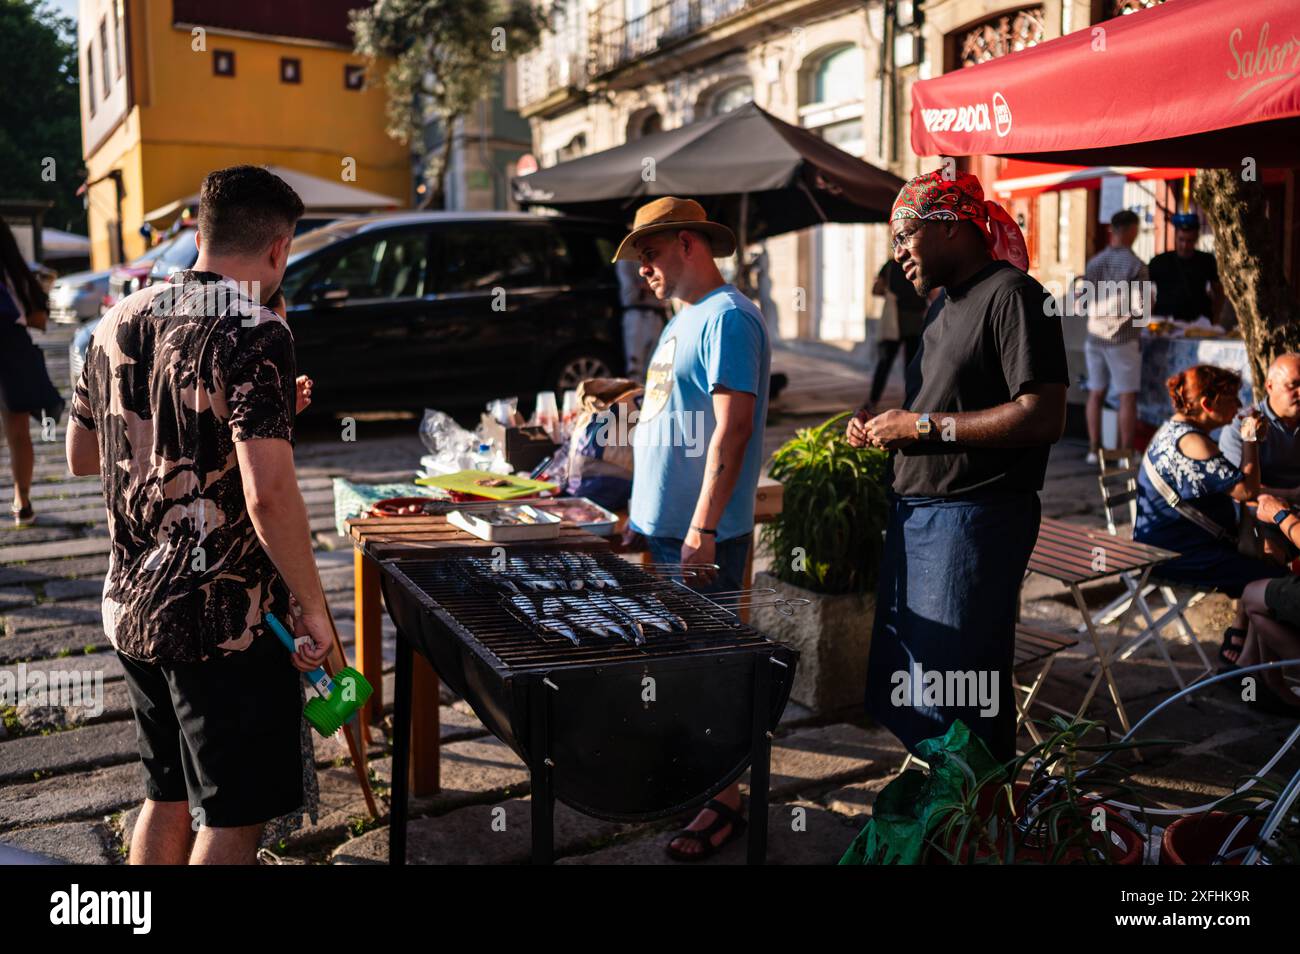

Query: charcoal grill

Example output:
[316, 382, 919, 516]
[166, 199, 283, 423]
[379, 550, 800, 864]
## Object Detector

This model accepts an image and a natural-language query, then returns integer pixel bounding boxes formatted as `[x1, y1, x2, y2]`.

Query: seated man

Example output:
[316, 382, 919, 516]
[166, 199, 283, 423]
[1220, 353, 1300, 498]
[1241, 494, 1300, 715]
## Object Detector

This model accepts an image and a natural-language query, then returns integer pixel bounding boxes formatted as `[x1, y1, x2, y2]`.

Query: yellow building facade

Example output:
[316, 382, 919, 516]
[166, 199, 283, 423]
[79, 0, 408, 269]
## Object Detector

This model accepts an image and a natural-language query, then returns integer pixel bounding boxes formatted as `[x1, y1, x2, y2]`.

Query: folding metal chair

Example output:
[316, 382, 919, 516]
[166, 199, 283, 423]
[1091, 448, 1212, 690]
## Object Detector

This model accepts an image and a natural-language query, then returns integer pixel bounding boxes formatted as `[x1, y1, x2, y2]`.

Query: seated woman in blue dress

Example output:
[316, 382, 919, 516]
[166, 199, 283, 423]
[1135, 365, 1287, 667]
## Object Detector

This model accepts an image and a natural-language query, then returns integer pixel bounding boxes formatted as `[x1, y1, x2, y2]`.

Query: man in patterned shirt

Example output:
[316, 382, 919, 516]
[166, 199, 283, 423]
[66, 166, 331, 864]
[1082, 209, 1147, 463]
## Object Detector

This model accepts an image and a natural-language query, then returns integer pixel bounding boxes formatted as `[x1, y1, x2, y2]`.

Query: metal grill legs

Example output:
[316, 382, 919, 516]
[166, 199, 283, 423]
[529, 680, 555, 865]
[747, 657, 774, 865]
[389, 634, 413, 865]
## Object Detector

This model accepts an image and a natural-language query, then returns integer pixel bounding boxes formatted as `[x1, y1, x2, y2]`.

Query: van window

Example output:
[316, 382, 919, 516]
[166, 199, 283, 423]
[550, 225, 619, 286]
[306, 231, 429, 300]
[434, 227, 547, 293]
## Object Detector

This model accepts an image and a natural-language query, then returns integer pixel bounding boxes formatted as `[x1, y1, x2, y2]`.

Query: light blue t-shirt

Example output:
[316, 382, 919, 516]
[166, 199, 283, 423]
[629, 284, 770, 542]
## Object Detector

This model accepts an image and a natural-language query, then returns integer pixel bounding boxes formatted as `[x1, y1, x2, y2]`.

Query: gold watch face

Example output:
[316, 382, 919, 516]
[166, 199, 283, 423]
[916, 417, 931, 434]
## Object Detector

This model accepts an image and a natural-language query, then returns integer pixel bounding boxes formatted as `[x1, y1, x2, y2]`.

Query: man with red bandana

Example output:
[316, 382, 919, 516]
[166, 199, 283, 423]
[845, 169, 1068, 761]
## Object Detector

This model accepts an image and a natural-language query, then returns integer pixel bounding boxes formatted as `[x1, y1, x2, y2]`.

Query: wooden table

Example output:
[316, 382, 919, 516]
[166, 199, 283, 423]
[347, 514, 609, 796]
[1025, 517, 1178, 734]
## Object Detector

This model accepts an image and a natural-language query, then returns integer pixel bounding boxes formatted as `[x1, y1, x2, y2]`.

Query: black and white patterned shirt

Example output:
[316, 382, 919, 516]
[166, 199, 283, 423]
[70, 270, 297, 664]
[1081, 244, 1147, 346]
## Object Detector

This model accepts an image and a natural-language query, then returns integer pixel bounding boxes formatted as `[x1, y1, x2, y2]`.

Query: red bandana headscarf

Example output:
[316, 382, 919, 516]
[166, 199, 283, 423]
[891, 169, 1029, 272]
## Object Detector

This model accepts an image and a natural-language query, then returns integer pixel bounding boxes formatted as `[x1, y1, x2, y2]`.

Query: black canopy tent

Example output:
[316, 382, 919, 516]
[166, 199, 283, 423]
[512, 102, 905, 263]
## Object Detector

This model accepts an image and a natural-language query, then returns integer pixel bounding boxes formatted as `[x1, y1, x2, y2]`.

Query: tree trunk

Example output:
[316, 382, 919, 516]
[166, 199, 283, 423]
[1194, 168, 1300, 386]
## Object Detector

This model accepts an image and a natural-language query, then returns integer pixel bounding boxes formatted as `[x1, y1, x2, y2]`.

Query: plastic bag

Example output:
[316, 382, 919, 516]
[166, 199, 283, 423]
[838, 720, 1005, 865]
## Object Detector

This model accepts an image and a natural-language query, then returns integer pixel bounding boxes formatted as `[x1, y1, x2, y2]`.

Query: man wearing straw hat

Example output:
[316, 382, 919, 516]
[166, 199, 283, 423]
[614, 196, 770, 861]
[846, 169, 1068, 763]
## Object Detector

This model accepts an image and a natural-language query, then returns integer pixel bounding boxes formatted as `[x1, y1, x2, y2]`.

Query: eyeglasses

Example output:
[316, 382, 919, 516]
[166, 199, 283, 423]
[890, 225, 926, 252]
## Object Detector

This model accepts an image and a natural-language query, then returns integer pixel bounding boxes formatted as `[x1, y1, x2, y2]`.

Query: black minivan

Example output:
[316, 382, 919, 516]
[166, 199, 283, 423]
[278, 211, 625, 415]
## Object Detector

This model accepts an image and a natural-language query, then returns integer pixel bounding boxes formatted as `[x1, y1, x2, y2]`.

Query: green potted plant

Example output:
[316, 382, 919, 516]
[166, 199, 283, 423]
[841, 717, 1160, 865]
[753, 411, 890, 712]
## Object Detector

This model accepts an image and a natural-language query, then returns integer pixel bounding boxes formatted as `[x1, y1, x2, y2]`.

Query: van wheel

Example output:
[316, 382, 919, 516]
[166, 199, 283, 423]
[549, 349, 616, 393]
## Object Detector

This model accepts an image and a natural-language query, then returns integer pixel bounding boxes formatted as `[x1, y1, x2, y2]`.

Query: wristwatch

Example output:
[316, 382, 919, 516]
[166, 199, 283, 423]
[1273, 508, 1293, 527]
[915, 413, 933, 439]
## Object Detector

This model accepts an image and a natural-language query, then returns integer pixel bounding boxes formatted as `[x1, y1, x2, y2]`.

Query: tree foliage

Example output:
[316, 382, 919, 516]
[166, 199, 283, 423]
[0, 0, 84, 233]
[1195, 169, 1300, 386]
[350, 0, 545, 208]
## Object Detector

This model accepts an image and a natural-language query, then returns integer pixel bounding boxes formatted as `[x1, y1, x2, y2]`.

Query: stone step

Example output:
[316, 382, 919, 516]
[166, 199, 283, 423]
[0, 719, 139, 784]
[555, 800, 861, 865]
[0, 535, 110, 564]
[0, 820, 119, 864]
[0, 555, 109, 586]
[767, 723, 907, 801]
[332, 795, 627, 865]
[0, 760, 142, 829]
[0, 625, 110, 664]
[4, 599, 102, 636]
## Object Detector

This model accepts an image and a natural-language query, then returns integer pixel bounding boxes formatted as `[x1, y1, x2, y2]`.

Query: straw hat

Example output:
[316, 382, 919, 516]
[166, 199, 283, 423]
[611, 197, 737, 263]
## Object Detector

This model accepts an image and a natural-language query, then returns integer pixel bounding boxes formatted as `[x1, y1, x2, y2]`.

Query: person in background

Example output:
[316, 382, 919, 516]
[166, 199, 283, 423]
[0, 218, 63, 527]
[865, 259, 925, 412]
[614, 197, 770, 861]
[615, 258, 671, 381]
[66, 165, 328, 864]
[266, 286, 313, 415]
[1148, 212, 1224, 325]
[848, 168, 1068, 764]
[1083, 209, 1146, 463]
[1133, 365, 1287, 668]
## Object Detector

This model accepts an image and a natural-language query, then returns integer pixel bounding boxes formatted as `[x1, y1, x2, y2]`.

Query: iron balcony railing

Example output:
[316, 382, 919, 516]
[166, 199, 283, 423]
[518, 0, 766, 107]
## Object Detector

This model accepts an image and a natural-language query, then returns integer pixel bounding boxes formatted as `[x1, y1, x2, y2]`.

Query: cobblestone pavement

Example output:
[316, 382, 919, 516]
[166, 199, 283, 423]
[2, 323, 1294, 864]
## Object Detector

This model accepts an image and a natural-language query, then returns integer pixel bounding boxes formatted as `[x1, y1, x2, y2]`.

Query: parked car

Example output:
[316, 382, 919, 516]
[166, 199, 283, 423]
[105, 231, 190, 309]
[48, 267, 113, 324]
[143, 214, 353, 288]
[71, 212, 627, 413]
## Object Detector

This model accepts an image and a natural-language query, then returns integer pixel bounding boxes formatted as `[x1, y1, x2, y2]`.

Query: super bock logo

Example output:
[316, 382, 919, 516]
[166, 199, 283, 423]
[992, 92, 1012, 137]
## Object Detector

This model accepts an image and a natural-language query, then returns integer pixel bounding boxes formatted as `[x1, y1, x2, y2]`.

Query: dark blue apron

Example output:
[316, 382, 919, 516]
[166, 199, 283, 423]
[866, 491, 1042, 762]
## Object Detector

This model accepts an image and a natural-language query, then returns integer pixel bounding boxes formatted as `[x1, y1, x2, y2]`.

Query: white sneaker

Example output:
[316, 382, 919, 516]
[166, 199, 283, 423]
[1085, 451, 1099, 465]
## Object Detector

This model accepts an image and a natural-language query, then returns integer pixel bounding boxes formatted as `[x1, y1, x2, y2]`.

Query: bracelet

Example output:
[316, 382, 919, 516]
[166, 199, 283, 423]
[692, 526, 718, 536]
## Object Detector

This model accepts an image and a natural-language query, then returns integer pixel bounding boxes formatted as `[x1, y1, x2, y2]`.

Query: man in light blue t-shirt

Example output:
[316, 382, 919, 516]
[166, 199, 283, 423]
[613, 196, 770, 861]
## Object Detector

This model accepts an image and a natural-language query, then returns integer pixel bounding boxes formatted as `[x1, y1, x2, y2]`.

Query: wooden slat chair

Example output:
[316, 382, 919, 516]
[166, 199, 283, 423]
[1093, 447, 1212, 689]
[896, 622, 1080, 770]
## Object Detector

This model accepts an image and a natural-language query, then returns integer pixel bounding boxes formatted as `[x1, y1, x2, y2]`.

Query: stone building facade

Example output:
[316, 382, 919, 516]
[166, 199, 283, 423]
[515, 0, 1185, 392]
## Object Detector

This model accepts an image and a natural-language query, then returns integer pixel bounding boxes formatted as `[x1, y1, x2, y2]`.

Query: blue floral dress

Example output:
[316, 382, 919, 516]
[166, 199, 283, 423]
[1134, 419, 1284, 597]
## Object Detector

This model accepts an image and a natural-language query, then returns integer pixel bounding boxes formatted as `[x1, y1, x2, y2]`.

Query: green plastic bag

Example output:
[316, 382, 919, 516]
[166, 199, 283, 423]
[839, 720, 1006, 865]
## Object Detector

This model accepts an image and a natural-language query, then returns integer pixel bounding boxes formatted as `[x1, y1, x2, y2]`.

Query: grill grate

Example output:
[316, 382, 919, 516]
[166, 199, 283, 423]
[385, 551, 778, 670]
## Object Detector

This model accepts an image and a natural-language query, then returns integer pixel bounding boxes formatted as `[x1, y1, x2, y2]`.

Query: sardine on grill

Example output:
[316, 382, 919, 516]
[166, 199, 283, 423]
[609, 595, 675, 634]
[637, 594, 689, 632]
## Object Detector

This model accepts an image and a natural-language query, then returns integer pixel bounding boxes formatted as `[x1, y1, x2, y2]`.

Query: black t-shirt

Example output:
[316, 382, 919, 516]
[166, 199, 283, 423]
[892, 261, 1069, 498]
[880, 260, 926, 313]
[1148, 250, 1217, 322]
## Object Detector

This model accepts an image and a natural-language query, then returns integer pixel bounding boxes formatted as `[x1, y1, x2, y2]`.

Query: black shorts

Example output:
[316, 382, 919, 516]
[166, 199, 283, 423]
[117, 633, 304, 828]
[1265, 575, 1300, 630]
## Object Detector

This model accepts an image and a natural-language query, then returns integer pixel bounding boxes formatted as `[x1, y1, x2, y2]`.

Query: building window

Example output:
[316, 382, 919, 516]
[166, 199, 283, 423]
[87, 44, 96, 116]
[344, 65, 365, 90]
[956, 8, 1045, 69]
[557, 134, 587, 162]
[281, 58, 301, 83]
[813, 46, 863, 105]
[112, 0, 125, 78]
[99, 18, 111, 97]
[709, 82, 753, 117]
[213, 49, 235, 77]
